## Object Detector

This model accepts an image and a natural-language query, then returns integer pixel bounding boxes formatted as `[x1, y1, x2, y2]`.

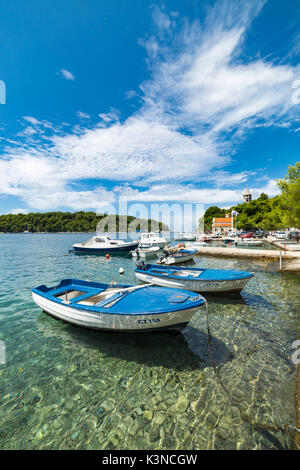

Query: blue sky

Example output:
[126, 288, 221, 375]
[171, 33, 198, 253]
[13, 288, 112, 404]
[0, 0, 299, 227]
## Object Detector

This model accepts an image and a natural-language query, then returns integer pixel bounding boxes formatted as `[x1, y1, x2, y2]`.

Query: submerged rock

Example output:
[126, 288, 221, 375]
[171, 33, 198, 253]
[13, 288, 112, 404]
[173, 395, 189, 413]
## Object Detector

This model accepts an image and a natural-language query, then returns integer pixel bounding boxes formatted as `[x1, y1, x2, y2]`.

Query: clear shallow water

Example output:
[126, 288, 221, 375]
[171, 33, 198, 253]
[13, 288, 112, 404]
[0, 233, 299, 450]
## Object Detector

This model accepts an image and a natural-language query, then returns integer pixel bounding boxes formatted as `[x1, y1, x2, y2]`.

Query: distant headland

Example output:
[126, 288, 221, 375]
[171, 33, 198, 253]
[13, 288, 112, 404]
[0, 211, 169, 233]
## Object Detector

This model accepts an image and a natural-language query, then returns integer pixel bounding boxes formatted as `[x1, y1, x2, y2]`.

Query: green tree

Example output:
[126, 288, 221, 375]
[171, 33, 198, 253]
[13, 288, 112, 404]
[0, 211, 168, 233]
[277, 162, 300, 228]
[202, 206, 227, 231]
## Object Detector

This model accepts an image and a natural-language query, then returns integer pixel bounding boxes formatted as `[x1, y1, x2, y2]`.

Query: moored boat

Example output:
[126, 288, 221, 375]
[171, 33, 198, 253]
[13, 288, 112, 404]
[135, 263, 254, 293]
[137, 245, 161, 259]
[70, 236, 139, 254]
[174, 233, 196, 241]
[157, 248, 197, 265]
[139, 232, 168, 248]
[32, 278, 205, 332]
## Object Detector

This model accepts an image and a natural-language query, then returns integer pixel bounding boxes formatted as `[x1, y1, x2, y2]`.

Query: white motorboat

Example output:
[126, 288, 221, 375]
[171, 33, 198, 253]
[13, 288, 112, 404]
[139, 245, 161, 259]
[174, 233, 196, 241]
[32, 278, 205, 332]
[139, 232, 168, 248]
[131, 245, 161, 259]
[70, 236, 139, 254]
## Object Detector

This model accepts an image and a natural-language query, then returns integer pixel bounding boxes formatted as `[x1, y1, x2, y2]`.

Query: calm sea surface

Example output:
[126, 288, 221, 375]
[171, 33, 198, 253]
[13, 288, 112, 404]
[0, 233, 299, 450]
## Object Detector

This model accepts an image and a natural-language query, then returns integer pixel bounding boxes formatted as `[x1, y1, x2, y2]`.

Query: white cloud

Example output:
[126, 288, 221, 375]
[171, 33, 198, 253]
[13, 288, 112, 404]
[98, 110, 120, 123]
[124, 89, 138, 100]
[8, 208, 29, 214]
[58, 68, 75, 81]
[76, 111, 90, 119]
[0, 1, 297, 212]
[141, 6, 298, 136]
[22, 116, 41, 125]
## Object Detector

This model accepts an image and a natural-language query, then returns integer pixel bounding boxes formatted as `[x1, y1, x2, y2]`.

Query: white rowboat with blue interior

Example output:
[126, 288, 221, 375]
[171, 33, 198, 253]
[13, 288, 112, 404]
[135, 263, 254, 293]
[32, 278, 205, 332]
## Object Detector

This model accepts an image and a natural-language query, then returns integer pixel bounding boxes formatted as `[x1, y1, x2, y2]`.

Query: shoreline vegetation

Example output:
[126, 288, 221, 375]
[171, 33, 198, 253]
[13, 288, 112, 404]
[0, 211, 169, 234]
[201, 193, 282, 232]
[202, 163, 300, 232]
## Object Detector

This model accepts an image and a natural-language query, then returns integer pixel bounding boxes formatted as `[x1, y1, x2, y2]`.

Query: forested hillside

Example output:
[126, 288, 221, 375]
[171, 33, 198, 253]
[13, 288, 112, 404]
[0, 211, 168, 233]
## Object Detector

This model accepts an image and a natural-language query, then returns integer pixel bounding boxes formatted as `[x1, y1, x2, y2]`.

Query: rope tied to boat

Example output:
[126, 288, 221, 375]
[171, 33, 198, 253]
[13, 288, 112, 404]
[203, 297, 212, 344]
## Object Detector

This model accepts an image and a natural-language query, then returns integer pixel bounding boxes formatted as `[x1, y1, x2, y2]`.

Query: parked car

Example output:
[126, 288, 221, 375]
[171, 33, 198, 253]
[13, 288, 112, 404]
[288, 231, 300, 242]
[236, 231, 248, 237]
[274, 231, 288, 239]
[240, 232, 254, 239]
[254, 230, 266, 238]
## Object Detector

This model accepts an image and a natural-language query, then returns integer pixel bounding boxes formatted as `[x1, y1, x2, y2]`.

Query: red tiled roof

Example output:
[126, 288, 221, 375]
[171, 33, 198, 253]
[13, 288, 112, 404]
[213, 217, 233, 227]
[213, 217, 232, 223]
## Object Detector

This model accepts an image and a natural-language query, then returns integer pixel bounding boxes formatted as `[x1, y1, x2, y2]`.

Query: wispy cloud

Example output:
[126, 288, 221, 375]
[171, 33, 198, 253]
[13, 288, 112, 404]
[58, 68, 75, 81]
[76, 111, 90, 119]
[22, 116, 41, 125]
[0, 1, 298, 211]
[124, 89, 139, 100]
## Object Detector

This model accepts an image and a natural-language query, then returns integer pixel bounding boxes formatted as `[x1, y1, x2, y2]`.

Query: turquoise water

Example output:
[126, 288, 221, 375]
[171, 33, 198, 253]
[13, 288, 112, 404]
[0, 233, 299, 450]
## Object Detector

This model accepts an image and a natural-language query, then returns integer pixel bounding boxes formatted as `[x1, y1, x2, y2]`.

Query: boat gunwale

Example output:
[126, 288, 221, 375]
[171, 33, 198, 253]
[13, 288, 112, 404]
[170, 249, 198, 257]
[135, 264, 254, 282]
[32, 279, 205, 316]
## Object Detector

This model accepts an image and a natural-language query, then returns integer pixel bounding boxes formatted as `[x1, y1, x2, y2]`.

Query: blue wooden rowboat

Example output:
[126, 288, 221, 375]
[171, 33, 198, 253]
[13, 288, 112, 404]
[32, 278, 205, 332]
[135, 263, 254, 293]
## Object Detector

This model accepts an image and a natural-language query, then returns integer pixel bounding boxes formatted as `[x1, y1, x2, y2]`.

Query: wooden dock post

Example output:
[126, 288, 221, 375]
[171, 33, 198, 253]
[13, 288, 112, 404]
[280, 251, 282, 270]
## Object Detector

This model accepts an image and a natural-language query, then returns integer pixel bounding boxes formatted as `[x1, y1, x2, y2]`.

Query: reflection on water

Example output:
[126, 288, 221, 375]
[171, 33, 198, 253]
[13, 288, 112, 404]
[36, 315, 233, 371]
[0, 234, 299, 450]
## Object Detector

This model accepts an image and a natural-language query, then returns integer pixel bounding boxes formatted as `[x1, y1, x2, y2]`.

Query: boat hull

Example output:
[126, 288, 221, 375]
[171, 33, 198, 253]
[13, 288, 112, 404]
[72, 241, 139, 254]
[164, 253, 195, 264]
[32, 292, 199, 332]
[158, 250, 197, 265]
[142, 241, 167, 249]
[139, 250, 161, 259]
[135, 271, 253, 293]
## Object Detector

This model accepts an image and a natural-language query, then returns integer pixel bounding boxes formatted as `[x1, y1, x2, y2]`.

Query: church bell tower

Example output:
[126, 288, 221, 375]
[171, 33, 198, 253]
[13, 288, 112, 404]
[243, 185, 252, 203]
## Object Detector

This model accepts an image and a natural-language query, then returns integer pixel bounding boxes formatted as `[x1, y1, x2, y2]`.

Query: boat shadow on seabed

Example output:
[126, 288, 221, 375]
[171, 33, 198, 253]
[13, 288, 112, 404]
[37, 313, 234, 372]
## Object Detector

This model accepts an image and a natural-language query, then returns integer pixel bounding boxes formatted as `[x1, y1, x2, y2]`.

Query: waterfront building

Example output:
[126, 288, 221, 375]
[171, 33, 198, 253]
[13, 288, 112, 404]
[212, 213, 234, 235]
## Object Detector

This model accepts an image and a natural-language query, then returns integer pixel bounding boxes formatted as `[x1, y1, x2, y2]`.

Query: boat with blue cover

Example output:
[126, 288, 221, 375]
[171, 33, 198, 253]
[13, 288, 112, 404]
[135, 263, 254, 293]
[32, 278, 205, 332]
